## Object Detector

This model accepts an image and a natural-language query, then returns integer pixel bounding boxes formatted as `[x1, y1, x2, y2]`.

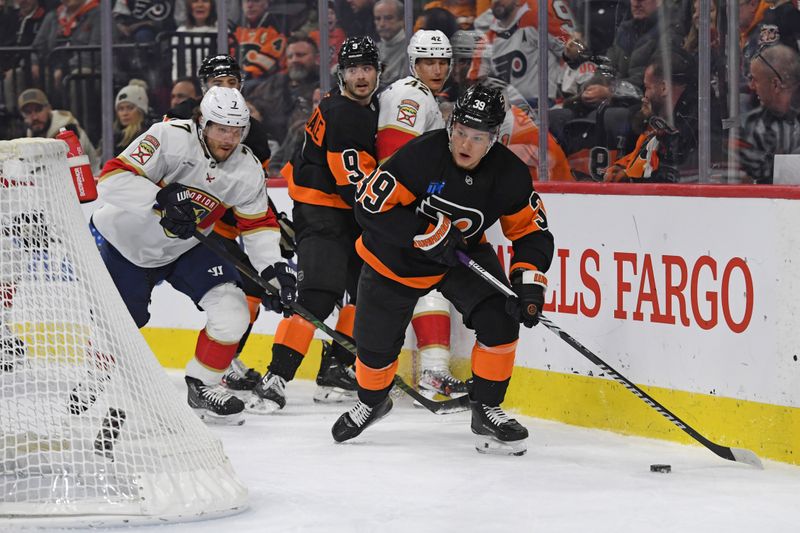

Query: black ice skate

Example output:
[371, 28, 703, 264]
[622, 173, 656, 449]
[245, 372, 286, 414]
[0, 330, 26, 372]
[332, 396, 393, 443]
[314, 341, 357, 403]
[470, 400, 528, 456]
[418, 368, 469, 398]
[221, 357, 262, 391]
[186, 376, 245, 425]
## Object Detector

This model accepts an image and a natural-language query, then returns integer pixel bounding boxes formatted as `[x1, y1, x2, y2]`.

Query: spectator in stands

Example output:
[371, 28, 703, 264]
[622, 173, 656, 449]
[246, 35, 320, 154]
[337, 0, 377, 39]
[111, 80, 153, 156]
[417, 7, 459, 38]
[113, 0, 175, 43]
[468, 0, 568, 107]
[17, 87, 99, 171]
[374, 0, 406, 87]
[175, 0, 239, 27]
[605, 49, 706, 183]
[268, 86, 322, 176]
[739, 0, 768, 113]
[414, 0, 475, 32]
[170, 76, 202, 109]
[173, 0, 217, 80]
[232, 0, 287, 81]
[1, 0, 47, 113]
[32, 0, 103, 87]
[759, 0, 800, 53]
[311, 1, 347, 77]
[601, 0, 674, 90]
[736, 44, 800, 184]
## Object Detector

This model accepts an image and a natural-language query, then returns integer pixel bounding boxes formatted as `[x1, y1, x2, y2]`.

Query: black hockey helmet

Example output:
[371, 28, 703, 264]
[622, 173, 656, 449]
[338, 36, 381, 70]
[451, 84, 506, 133]
[198, 54, 243, 82]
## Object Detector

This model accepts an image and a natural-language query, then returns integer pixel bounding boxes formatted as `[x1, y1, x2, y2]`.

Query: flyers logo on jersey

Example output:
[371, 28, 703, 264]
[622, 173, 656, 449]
[417, 195, 485, 239]
[305, 107, 326, 147]
[494, 50, 528, 81]
[397, 99, 420, 127]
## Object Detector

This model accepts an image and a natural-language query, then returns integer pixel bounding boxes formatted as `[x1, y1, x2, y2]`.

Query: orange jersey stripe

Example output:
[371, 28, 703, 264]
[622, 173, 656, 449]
[356, 237, 445, 289]
[327, 149, 377, 188]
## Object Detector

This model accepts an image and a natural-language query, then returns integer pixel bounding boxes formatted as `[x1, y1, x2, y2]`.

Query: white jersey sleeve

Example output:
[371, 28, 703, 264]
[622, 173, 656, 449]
[376, 76, 445, 162]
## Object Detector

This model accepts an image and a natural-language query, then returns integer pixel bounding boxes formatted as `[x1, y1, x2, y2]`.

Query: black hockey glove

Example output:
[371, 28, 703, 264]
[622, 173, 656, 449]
[276, 210, 296, 259]
[261, 262, 297, 317]
[413, 212, 466, 267]
[505, 269, 547, 328]
[155, 183, 196, 239]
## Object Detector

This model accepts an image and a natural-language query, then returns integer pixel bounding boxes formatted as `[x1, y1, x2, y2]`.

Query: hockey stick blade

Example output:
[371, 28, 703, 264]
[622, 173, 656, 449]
[194, 230, 460, 415]
[455, 250, 764, 469]
[392, 376, 471, 414]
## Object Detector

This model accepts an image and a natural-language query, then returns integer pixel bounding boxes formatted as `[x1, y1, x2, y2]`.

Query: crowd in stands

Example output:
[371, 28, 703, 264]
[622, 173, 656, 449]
[2, 0, 800, 185]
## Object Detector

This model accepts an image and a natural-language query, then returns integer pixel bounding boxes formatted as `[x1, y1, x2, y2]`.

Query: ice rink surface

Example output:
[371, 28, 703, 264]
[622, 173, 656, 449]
[35, 377, 800, 532]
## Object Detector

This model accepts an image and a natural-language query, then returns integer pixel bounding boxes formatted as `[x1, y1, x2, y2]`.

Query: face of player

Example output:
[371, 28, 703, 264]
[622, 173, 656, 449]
[450, 122, 493, 170]
[170, 80, 199, 108]
[204, 122, 244, 161]
[21, 103, 51, 136]
[342, 64, 379, 103]
[207, 75, 241, 90]
[116, 102, 140, 127]
[415, 58, 450, 92]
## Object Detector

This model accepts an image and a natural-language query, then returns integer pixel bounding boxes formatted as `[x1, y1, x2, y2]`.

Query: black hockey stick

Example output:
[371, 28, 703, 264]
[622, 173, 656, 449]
[194, 230, 470, 415]
[455, 250, 763, 468]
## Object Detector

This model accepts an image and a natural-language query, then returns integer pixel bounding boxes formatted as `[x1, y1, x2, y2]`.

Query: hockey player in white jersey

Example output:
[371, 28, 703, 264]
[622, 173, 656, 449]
[92, 87, 296, 425]
[376, 29, 467, 399]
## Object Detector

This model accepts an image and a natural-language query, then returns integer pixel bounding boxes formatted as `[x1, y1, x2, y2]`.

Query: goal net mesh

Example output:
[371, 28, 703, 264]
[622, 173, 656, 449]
[0, 138, 247, 525]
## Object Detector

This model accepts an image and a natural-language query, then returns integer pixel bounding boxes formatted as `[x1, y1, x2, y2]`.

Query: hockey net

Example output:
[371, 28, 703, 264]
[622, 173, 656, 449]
[0, 139, 247, 526]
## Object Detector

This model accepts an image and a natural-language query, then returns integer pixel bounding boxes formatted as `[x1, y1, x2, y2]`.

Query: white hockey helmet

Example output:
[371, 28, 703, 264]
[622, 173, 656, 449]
[199, 86, 250, 142]
[407, 29, 452, 79]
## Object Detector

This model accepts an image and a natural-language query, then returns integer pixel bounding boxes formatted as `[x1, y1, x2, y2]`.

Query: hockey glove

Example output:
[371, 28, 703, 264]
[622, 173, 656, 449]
[155, 183, 196, 239]
[505, 269, 547, 328]
[276, 210, 296, 259]
[413, 212, 466, 267]
[261, 262, 297, 317]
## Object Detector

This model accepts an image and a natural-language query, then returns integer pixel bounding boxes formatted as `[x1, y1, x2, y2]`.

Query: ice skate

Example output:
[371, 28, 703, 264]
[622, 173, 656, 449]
[314, 341, 357, 403]
[416, 368, 468, 405]
[470, 400, 528, 456]
[332, 396, 393, 443]
[221, 356, 262, 392]
[246, 372, 286, 414]
[186, 376, 245, 425]
[0, 330, 26, 372]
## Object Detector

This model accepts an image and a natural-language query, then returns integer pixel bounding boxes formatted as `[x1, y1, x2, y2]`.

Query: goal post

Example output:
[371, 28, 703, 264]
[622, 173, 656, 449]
[0, 138, 247, 526]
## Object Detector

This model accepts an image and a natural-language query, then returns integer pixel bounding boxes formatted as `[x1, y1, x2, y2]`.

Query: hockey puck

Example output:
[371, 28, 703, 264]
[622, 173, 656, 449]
[650, 464, 671, 473]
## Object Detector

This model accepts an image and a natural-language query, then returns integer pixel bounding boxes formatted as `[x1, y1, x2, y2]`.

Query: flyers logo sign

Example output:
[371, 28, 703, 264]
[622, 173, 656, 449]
[396, 99, 420, 127]
[417, 195, 485, 238]
[305, 107, 326, 147]
[130, 137, 159, 165]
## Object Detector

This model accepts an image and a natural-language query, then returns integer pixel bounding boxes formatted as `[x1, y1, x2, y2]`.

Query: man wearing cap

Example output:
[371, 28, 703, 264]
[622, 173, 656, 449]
[18, 87, 99, 173]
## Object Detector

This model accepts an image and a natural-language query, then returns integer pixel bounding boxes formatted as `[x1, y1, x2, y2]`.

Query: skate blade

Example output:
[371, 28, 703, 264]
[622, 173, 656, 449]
[244, 395, 282, 414]
[193, 408, 245, 426]
[474, 435, 527, 456]
[313, 386, 357, 403]
[417, 385, 468, 400]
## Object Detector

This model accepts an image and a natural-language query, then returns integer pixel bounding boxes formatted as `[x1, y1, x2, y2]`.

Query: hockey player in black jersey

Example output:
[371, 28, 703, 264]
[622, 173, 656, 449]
[332, 85, 555, 455]
[246, 36, 382, 413]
